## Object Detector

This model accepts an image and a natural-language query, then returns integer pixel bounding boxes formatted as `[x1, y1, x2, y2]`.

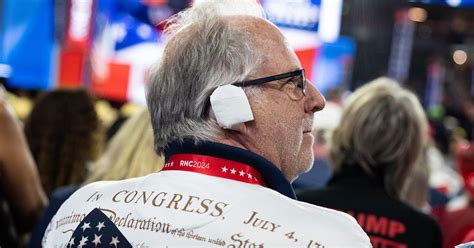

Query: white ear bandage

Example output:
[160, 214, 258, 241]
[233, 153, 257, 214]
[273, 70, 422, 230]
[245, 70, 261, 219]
[210, 85, 254, 131]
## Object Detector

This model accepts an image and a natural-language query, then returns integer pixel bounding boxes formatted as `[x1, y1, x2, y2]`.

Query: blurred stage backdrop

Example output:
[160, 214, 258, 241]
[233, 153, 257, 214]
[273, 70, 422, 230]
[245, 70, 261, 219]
[0, 0, 353, 103]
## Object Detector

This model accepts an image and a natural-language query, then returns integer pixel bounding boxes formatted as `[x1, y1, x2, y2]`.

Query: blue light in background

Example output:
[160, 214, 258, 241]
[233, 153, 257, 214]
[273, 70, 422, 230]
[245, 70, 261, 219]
[312, 36, 355, 95]
[1, 0, 55, 89]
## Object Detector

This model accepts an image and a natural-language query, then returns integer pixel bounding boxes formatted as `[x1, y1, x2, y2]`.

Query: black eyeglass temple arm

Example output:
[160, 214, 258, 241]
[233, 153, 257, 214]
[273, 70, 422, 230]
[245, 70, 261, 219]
[233, 69, 304, 87]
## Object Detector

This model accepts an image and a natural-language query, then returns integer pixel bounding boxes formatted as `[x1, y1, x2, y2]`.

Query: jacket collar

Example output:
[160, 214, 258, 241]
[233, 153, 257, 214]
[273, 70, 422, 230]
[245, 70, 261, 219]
[164, 139, 296, 199]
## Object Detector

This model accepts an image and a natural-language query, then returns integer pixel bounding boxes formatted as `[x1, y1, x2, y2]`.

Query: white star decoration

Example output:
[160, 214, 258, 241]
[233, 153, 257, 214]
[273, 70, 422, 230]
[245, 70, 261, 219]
[110, 236, 120, 247]
[96, 221, 105, 231]
[221, 166, 257, 181]
[78, 236, 88, 248]
[68, 237, 75, 247]
[80, 222, 91, 232]
[92, 234, 102, 246]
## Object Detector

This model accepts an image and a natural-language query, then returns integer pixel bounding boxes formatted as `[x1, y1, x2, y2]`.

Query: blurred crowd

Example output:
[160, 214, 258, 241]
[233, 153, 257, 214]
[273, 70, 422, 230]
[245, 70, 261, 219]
[2, 76, 474, 247]
[0, 87, 164, 247]
[1, 0, 474, 247]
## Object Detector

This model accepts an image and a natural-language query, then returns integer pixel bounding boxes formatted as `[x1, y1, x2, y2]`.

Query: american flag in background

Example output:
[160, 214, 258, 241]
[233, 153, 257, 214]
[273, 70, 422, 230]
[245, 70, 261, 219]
[67, 208, 131, 248]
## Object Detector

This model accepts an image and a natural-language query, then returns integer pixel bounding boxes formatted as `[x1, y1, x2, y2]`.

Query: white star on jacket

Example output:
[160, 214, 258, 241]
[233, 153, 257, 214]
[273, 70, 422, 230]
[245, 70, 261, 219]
[77, 236, 88, 248]
[80, 222, 91, 232]
[110, 236, 120, 247]
[68, 237, 75, 246]
[92, 234, 102, 246]
[96, 221, 105, 231]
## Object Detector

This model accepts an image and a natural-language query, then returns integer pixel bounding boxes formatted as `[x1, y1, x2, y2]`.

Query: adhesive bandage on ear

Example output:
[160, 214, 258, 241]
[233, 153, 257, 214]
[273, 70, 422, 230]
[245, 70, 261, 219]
[210, 85, 254, 131]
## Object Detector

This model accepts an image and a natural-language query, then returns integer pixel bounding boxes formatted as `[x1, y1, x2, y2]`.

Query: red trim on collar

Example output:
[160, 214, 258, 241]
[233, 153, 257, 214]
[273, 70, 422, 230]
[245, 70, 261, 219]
[162, 154, 265, 186]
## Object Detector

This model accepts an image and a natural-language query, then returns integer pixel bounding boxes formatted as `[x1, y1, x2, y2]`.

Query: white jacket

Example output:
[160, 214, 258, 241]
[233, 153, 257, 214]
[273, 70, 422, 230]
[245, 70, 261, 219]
[43, 170, 371, 247]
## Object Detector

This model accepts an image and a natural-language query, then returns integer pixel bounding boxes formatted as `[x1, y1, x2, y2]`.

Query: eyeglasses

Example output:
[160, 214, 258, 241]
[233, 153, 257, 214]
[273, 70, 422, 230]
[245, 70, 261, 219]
[232, 69, 307, 100]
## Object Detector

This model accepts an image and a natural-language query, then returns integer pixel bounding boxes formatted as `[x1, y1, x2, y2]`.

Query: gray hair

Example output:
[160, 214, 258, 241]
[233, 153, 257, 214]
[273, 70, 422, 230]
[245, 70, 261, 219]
[329, 77, 428, 198]
[146, 0, 265, 154]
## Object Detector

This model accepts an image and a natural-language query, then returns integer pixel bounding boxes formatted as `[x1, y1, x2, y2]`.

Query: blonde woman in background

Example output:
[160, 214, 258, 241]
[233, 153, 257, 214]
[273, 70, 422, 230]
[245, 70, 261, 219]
[84, 107, 164, 183]
[298, 77, 442, 248]
[400, 144, 431, 211]
[30, 107, 164, 247]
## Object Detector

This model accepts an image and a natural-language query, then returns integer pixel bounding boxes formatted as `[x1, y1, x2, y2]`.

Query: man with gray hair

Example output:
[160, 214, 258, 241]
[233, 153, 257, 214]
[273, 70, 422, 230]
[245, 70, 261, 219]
[43, 0, 371, 247]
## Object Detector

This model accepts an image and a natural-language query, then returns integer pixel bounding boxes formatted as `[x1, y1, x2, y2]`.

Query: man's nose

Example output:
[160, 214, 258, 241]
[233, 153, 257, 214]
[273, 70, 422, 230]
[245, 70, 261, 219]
[305, 81, 326, 113]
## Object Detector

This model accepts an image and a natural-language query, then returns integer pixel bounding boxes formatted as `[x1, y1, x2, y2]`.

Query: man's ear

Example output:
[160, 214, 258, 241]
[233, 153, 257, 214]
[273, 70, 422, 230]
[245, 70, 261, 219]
[210, 85, 254, 131]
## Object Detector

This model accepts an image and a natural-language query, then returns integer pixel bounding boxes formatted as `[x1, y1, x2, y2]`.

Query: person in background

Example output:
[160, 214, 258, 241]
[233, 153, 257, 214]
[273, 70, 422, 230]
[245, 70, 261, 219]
[298, 77, 442, 248]
[42, 0, 371, 247]
[29, 107, 164, 247]
[400, 143, 431, 211]
[0, 86, 47, 247]
[104, 102, 142, 141]
[84, 107, 164, 183]
[458, 96, 474, 141]
[440, 140, 474, 248]
[94, 100, 119, 139]
[24, 88, 104, 196]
